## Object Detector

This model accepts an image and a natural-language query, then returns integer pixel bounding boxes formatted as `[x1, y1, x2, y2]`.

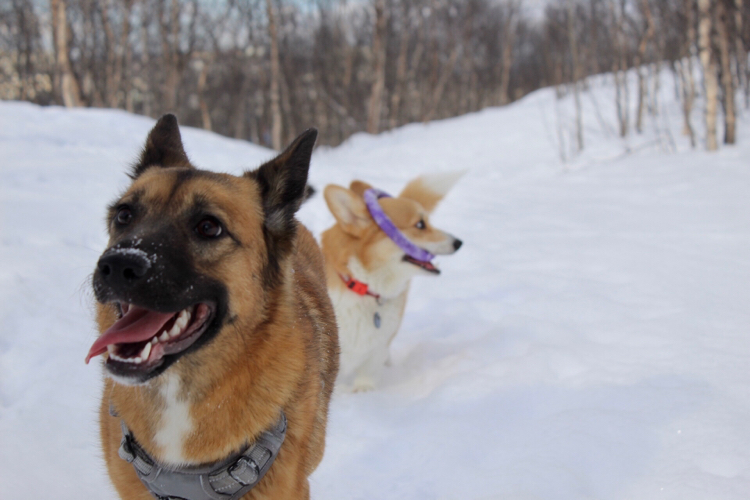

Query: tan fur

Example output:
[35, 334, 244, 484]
[94, 125, 338, 498]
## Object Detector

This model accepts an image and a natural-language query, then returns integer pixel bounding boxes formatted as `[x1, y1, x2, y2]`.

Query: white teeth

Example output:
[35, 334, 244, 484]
[167, 309, 191, 338]
[140, 342, 152, 361]
[110, 352, 140, 364]
[168, 322, 181, 338]
[175, 311, 189, 331]
[108, 344, 149, 365]
[107, 307, 194, 366]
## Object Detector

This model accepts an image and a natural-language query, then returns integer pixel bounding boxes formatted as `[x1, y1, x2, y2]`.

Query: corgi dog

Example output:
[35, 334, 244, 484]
[87, 115, 338, 499]
[321, 172, 463, 392]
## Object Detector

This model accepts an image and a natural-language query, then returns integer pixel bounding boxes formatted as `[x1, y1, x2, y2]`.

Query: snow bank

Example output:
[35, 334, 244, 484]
[2, 71, 749, 499]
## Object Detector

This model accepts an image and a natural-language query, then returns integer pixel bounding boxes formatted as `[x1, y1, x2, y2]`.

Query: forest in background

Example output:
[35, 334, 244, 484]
[0, 0, 747, 152]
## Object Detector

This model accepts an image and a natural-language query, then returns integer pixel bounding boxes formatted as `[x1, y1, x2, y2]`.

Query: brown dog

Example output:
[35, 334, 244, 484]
[87, 115, 338, 499]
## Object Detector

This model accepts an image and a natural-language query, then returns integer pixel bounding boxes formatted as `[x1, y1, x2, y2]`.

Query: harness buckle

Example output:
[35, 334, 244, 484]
[228, 456, 260, 486]
[118, 435, 135, 463]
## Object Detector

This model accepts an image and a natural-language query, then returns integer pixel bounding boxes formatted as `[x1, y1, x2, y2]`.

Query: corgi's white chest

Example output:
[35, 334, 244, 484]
[332, 285, 406, 382]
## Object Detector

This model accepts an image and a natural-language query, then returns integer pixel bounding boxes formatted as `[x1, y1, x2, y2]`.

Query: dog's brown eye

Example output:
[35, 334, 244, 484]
[115, 207, 132, 226]
[196, 217, 223, 238]
[415, 219, 426, 230]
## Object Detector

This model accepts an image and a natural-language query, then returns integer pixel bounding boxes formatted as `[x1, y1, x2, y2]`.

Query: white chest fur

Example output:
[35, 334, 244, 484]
[154, 372, 193, 465]
[331, 284, 407, 391]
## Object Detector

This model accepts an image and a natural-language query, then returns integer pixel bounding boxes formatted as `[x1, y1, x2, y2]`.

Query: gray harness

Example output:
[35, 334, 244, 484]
[116, 412, 287, 500]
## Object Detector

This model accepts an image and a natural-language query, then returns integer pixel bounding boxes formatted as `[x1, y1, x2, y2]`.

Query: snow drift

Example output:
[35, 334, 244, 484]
[1, 73, 749, 499]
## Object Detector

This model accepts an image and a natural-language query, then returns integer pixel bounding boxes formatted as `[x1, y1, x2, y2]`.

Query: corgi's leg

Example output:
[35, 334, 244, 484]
[352, 347, 389, 392]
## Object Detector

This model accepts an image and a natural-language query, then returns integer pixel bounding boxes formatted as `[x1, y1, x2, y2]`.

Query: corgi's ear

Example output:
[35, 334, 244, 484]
[349, 180, 374, 198]
[399, 170, 465, 213]
[324, 184, 372, 237]
[132, 114, 192, 178]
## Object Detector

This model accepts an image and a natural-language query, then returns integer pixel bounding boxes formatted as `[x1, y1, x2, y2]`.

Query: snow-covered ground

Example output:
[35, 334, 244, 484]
[2, 71, 749, 499]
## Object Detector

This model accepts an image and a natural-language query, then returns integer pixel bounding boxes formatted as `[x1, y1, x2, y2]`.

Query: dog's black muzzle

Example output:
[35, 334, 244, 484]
[94, 234, 193, 309]
[92, 236, 229, 381]
[93, 236, 227, 316]
[97, 249, 151, 290]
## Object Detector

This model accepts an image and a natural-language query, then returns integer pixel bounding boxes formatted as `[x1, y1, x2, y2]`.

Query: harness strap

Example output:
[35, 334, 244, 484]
[117, 412, 287, 500]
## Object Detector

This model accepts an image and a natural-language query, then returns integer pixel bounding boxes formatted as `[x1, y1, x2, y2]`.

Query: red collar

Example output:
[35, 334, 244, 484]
[340, 274, 381, 301]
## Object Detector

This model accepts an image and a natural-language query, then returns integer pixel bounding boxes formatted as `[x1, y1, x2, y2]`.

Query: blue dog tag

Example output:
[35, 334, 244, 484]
[373, 312, 381, 329]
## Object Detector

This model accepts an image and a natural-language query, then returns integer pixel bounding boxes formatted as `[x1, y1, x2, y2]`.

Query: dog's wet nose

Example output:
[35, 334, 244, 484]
[97, 250, 151, 287]
[453, 238, 463, 251]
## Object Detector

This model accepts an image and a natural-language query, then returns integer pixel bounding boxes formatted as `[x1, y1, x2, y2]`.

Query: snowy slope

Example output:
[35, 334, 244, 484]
[2, 72, 750, 499]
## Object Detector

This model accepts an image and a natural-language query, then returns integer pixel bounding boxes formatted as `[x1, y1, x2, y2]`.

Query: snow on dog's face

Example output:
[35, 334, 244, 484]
[323, 172, 463, 290]
[89, 114, 316, 385]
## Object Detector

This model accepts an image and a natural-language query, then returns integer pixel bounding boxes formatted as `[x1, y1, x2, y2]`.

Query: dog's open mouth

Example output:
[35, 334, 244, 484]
[403, 255, 440, 274]
[85, 302, 214, 371]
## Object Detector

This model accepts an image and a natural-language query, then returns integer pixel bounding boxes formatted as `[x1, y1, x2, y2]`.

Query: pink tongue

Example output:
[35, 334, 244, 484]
[85, 306, 176, 364]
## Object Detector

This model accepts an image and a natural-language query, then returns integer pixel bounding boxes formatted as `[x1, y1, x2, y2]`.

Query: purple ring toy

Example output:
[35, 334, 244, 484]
[363, 188, 435, 262]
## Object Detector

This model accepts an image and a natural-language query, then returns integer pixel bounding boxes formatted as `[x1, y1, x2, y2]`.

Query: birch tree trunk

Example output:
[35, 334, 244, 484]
[681, 0, 696, 147]
[366, 0, 388, 135]
[405, 24, 425, 123]
[122, 0, 134, 113]
[140, 6, 152, 117]
[423, 44, 460, 123]
[101, 0, 123, 108]
[266, 0, 282, 150]
[568, 0, 583, 151]
[635, 0, 655, 134]
[50, 0, 81, 107]
[197, 58, 212, 131]
[498, 2, 519, 106]
[340, 36, 354, 139]
[698, 0, 719, 151]
[716, 0, 736, 144]
[158, 0, 181, 113]
[733, 0, 747, 108]
[611, 0, 629, 137]
[389, 8, 410, 130]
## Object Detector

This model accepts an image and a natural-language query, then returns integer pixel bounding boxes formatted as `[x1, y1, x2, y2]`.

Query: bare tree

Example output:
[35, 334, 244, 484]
[366, 0, 388, 134]
[50, 0, 81, 107]
[698, 0, 719, 151]
[389, 1, 411, 129]
[121, 0, 134, 113]
[679, 0, 697, 147]
[568, 0, 583, 151]
[611, 0, 630, 137]
[498, 1, 521, 105]
[716, 0, 737, 144]
[634, 0, 655, 134]
[3, 0, 742, 150]
[733, 0, 747, 108]
[267, 0, 282, 149]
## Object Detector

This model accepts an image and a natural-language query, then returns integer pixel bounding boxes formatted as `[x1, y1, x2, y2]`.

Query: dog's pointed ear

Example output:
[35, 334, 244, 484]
[399, 170, 465, 213]
[349, 180, 374, 198]
[246, 128, 317, 236]
[324, 184, 372, 237]
[132, 114, 192, 178]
